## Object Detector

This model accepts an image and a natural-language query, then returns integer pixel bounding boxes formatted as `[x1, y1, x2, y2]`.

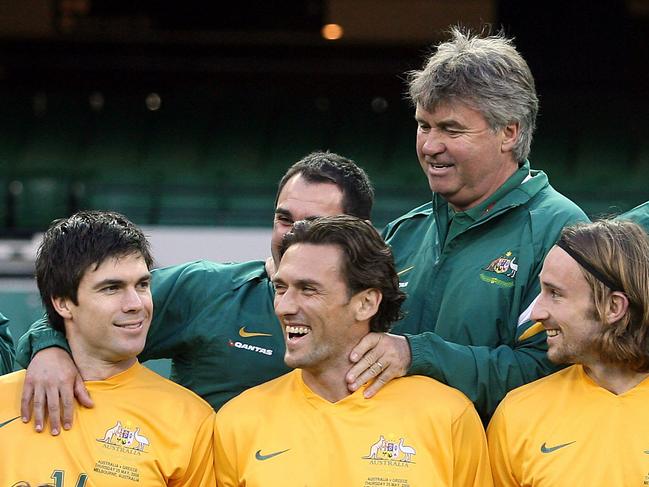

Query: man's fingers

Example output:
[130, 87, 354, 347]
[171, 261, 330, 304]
[46, 386, 62, 436]
[349, 332, 384, 363]
[346, 334, 412, 394]
[73, 376, 94, 409]
[346, 349, 382, 385]
[347, 357, 386, 392]
[31, 386, 46, 433]
[20, 379, 35, 423]
[60, 386, 76, 431]
[363, 369, 394, 398]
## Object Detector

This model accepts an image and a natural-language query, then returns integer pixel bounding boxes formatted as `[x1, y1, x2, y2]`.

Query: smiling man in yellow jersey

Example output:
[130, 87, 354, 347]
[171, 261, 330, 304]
[0, 211, 214, 486]
[215, 216, 492, 487]
[487, 220, 649, 486]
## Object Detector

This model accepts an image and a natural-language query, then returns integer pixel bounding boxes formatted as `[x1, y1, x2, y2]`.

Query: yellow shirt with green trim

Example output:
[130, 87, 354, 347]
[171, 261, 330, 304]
[487, 364, 649, 486]
[214, 369, 493, 487]
[0, 362, 215, 486]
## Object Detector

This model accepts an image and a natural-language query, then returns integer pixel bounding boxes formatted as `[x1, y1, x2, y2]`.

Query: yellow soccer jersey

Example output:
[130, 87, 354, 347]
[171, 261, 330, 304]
[487, 364, 649, 486]
[0, 363, 215, 486]
[214, 369, 493, 487]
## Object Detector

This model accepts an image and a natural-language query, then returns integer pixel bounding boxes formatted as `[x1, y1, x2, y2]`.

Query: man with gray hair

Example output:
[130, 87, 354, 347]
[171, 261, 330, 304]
[346, 26, 588, 421]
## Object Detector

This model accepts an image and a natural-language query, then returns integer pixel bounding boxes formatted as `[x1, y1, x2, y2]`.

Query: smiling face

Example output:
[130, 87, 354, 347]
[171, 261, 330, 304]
[270, 174, 344, 269]
[55, 252, 152, 376]
[531, 246, 604, 366]
[273, 243, 367, 377]
[415, 101, 519, 211]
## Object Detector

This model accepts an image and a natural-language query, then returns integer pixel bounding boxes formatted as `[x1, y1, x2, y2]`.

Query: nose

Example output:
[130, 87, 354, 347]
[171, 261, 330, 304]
[530, 294, 548, 323]
[274, 288, 298, 320]
[122, 287, 144, 313]
[420, 130, 445, 157]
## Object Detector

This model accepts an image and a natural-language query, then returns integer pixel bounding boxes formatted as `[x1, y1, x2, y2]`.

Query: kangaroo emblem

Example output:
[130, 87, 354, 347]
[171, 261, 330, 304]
[99, 421, 122, 443]
[368, 436, 386, 459]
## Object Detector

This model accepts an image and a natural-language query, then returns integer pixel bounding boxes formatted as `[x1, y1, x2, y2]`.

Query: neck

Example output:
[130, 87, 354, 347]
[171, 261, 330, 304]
[583, 361, 649, 395]
[301, 365, 353, 403]
[68, 338, 138, 381]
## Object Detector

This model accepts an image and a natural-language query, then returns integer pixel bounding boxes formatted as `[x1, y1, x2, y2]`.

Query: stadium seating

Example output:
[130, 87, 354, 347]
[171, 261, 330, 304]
[0, 88, 646, 235]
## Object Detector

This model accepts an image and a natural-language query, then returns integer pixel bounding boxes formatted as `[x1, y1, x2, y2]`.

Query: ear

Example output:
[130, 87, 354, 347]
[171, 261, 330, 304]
[605, 291, 629, 325]
[353, 288, 382, 322]
[51, 296, 74, 320]
[500, 122, 519, 153]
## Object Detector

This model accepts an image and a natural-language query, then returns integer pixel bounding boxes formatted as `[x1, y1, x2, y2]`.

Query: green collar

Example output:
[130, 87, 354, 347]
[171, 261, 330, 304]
[439, 161, 533, 224]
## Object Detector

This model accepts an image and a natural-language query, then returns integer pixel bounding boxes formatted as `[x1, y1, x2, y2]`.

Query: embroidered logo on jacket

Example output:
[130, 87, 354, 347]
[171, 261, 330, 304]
[97, 420, 150, 453]
[480, 251, 518, 288]
[362, 435, 417, 465]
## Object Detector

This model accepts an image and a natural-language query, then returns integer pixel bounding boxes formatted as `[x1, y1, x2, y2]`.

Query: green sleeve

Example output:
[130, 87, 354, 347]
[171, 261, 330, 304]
[15, 317, 69, 369]
[406, 279, 560, 422]
[136, 261, 212, 362]
[0, 313, 15, 374]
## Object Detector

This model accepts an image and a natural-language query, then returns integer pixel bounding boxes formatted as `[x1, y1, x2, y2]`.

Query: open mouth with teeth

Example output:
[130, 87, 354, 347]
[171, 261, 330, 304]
[286, 325, 310, 341]
[546, 329, 561, 338]
[114, 321, 144, 330]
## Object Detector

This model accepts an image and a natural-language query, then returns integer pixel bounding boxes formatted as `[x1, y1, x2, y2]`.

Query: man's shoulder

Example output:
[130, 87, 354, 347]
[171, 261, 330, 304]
[499, 365, 576, 411]
[130, 365, 214, 415]
[381, 375, 475, 417]
[216, 372, 293, 421]
[524, 172, 587, 221]
[0, 369, 25, 388]
[617, 201, 649, 233]
[153, 259, 269, 290]
[0, 370, 26, 414]
[382, 201, 433, 238]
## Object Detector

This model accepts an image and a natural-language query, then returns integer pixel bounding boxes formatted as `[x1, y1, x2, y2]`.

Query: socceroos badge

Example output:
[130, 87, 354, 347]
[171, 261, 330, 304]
[480, 250, 518, 288]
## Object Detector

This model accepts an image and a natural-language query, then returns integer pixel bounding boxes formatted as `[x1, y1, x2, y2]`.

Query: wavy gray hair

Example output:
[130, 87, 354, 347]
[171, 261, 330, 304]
[408, 26, 538, 163]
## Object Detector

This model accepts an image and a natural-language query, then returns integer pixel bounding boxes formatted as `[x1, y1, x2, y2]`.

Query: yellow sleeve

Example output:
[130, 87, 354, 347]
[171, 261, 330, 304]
[452, 403, 494, 487]
[171, 410, 216, 486]
[486, 402, 520, 487]
[214, 412, 239, 487]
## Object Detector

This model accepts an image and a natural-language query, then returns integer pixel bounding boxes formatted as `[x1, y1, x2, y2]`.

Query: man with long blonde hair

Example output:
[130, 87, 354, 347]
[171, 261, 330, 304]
[488, 219, 649, 485]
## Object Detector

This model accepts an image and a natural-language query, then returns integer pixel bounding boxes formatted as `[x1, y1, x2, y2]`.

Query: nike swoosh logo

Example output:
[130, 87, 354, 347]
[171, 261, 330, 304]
[255, 449, 290, 461]
[540, 441, 575, 453]
[239, 326, 273, 338]
[0, 416, 20, 429]
[397, 265, 415, 276]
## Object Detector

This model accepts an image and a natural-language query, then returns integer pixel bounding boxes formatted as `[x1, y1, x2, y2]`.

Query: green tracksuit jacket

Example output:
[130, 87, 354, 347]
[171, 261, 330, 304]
[385, 162, 588, 420]
[616, 201, 649, 232]
[16, 261, 290, 410]
[0, 312, 14, 375]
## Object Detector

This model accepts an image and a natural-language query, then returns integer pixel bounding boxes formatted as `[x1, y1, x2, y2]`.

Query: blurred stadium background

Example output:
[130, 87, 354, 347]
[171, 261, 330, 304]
[1, 0, 647, 374]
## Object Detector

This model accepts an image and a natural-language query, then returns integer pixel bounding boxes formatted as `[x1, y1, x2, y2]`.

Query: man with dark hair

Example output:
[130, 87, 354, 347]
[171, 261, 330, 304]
[16, 151, 374, 434]
[215, 216, 493, 486]
[487, 219, 649, 485]
[617, 200, 649, 232]
[0, 210, 215, 485]
[345, 26, 588, 420]
[0, 311, 13, 375]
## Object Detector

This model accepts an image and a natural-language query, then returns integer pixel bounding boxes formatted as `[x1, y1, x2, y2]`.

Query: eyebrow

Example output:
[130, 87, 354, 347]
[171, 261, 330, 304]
[539, 277, 565, 292]
[92, 273, 152, 290]
[275, 207, 292, 217]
